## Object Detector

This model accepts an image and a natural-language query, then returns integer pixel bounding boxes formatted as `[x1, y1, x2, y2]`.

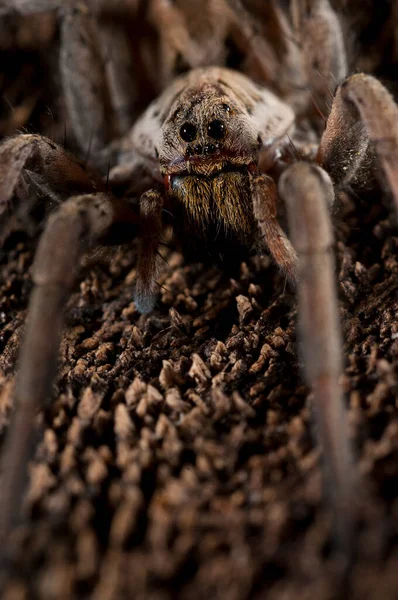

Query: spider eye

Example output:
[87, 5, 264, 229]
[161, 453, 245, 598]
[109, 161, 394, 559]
[207, 119, 226, 140]
[180, 122, 197, 142]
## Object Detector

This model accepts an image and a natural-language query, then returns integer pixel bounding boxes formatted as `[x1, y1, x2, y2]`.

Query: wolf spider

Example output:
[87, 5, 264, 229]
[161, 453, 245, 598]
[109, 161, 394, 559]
[0, 0, 397, 569]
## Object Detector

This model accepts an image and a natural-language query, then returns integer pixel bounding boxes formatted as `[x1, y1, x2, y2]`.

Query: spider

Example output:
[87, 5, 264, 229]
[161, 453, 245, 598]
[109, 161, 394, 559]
[0, 0, 397, 575]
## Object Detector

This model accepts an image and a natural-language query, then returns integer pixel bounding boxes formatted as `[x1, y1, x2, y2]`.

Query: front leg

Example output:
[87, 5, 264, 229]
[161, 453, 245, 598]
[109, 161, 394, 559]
[279, 162, 355, 563]
[0, 133, 101, 243]
[0, 192, 139, 549]
[135, 189, 164, 314]
[251, 173, 298, 284]
[318, 73, 398, 217]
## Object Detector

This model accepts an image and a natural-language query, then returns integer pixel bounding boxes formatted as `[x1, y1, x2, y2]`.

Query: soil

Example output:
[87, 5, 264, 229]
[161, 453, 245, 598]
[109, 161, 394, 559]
[0, 6, 398, 600]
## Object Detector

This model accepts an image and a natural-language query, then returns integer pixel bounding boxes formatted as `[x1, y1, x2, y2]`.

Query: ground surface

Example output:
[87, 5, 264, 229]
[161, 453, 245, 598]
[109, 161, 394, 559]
[0, 5, 398, 600]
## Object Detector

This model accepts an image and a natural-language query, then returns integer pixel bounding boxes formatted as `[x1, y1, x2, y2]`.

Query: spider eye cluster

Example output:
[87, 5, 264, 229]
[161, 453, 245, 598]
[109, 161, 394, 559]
[179, 119, 227, 143]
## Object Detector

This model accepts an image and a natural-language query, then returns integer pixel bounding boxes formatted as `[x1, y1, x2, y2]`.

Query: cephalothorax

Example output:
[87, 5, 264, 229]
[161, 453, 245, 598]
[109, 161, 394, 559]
[0, 0, 398, 582]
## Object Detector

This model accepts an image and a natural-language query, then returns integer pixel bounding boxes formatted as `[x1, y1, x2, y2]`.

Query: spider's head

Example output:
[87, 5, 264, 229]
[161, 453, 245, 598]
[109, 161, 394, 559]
[158, 81, 260, 177]
[157, 81, 262, 245]
[153, 68, 293, 245]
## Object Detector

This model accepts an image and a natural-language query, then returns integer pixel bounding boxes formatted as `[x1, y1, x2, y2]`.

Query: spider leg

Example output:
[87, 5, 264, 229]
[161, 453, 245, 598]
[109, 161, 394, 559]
[0, 133, 100, 200]
[223, 0, 280, 83]
[279, 162, 355, 561]
[92, 8, 137, 138]
[89, 1, 154, 137]
[251, 173, 298, 284]
[290, 0, 347, 114]
[0, 133, 101, 242]
[318, 73, 398, 217]
[135, 189, 164, 314]
[147, 0, 207, 89]
[0, 192, 139, 550]
[59, 3, 116, 155]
